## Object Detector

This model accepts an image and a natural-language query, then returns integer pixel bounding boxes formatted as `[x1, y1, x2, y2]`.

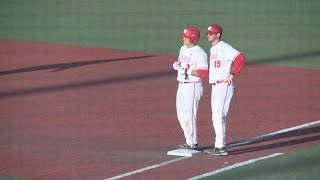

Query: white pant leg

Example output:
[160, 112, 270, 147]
[176, 83, 203, 146]
[211, 83, 234, 148]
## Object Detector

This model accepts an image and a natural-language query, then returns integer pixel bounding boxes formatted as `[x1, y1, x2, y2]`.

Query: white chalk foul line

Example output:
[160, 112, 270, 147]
[104, 119, 320, 179]
[104, 157, 189, 180]
[187, 153, 284, 180]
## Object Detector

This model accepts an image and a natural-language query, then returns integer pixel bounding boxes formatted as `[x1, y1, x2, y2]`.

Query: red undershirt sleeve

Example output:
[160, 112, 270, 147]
[195, 69, 209, 78]
[231, 53, 245, 75]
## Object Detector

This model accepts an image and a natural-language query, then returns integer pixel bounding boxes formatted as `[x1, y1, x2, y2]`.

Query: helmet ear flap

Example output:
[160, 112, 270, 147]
[189, 38, 196, 44]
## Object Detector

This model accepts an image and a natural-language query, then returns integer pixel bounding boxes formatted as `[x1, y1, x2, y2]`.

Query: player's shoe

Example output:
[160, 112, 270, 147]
[178, 143, 198, 150]
[205, 147, 228, 156]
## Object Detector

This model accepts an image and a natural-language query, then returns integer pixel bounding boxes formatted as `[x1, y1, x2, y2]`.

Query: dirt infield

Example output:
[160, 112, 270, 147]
[1, 39, 319, 179]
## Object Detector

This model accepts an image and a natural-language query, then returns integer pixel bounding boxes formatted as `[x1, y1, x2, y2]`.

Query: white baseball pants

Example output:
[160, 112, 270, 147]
[211, 82, 235, 148]
[176, 82, 203, 146]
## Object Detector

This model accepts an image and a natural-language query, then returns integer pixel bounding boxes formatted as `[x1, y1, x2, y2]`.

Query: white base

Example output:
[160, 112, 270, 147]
[167, 149, 201, 157]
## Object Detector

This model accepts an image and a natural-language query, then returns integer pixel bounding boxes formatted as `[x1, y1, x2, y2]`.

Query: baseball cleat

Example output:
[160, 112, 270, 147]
[205, 147, 228, 156]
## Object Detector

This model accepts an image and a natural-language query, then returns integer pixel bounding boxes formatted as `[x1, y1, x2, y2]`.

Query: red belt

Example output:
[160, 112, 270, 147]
[212, 80, 225, 85]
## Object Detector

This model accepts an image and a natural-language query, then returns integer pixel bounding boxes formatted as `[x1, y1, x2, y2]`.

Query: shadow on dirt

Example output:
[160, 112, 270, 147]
[0, 54, 157, 75]
[228, 125, 320, 155]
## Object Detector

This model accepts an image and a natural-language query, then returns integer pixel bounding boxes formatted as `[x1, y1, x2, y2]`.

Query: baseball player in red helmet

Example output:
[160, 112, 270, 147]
[204, 24, 245, 155]
[172, 26, 209, 150]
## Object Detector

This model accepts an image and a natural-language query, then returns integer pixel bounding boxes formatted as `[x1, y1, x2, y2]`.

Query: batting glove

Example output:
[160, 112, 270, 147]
[178, 66, 187, 75]
[172, 61, 180, 70]
[186, 69, 193, 75]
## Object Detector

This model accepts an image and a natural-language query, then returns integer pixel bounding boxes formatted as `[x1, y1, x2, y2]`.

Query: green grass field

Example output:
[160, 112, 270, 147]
[1, 0, 320, 68]
[0, 1, 319, 179]
[0, 176, 24, 180]
[202, 144, 320, 180]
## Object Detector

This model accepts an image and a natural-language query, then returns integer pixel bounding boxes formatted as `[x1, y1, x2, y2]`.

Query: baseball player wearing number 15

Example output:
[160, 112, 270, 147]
[204, 24, 245, 156]
[172, 26, 209, 150]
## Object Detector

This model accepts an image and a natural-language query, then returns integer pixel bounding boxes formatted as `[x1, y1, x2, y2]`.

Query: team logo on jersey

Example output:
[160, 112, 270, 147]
[178, 54, 191, 63]
[210, 54, 218, 60]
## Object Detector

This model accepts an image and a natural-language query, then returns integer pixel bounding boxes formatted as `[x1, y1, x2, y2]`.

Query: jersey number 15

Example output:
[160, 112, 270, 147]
[213, 60, 221, 68]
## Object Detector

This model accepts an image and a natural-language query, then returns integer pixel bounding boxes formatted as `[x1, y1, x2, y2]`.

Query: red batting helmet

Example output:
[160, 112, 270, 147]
[181, 26, 200, 43]
[206, 24, 223, 35]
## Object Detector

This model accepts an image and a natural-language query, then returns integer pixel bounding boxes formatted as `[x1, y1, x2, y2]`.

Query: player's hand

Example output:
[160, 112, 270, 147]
[225, 74, 234, 85]
[172, 61, 180, 70]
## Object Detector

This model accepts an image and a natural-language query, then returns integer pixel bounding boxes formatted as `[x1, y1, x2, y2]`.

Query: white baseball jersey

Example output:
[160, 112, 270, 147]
[209, 41, 240, 84]
[177, 45, 208, 82]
